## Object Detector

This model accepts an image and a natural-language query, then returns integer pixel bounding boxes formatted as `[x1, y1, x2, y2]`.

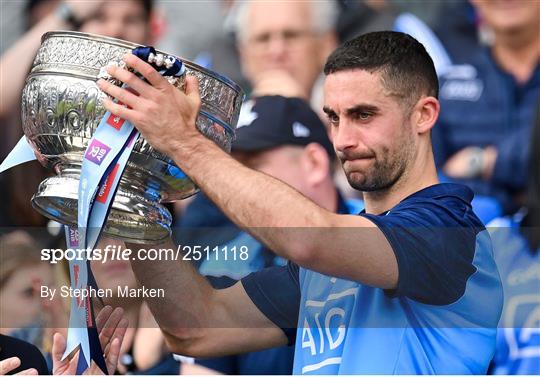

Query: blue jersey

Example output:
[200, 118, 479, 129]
[242, 183, 503, 374]
[177, 192, 363, 374]
[488, 216, 540, 375]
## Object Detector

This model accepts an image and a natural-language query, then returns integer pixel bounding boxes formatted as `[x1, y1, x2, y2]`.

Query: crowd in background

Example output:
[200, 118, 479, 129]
[0, 0, 538, 375]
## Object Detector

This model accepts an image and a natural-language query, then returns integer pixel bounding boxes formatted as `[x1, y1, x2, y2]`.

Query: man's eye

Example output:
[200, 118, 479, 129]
[352, 112, 373, 120]
[328, 115, 339, 125]
[358, 112, 372, 120]
[253, 33, 271, 45]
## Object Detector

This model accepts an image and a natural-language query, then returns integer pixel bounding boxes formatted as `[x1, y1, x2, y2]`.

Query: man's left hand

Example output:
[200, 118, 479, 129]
[443, 146, 497, 180]
[51, 306, 128, 375]
[97, 54, 203, 158]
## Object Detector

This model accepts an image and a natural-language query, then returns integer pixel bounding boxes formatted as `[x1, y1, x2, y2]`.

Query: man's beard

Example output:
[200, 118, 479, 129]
[340, 135, 414, 192]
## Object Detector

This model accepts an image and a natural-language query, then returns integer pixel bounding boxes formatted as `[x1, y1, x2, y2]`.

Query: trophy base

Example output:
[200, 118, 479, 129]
[32, 176, 172, 244]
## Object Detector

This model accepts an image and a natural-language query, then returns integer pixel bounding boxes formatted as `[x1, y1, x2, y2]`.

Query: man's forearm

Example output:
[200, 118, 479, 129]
[170, 136, 334, 262]
[127, 239, 216, 336]
[127, 239, 288, 357]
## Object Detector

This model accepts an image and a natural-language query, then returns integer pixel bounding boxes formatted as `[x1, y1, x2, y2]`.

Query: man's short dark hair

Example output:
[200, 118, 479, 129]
[324, 31, 439, 110]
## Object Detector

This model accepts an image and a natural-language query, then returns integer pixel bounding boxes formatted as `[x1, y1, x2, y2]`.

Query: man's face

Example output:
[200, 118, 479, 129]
[471, 0, 540, 35]
[239, 2, 330, 97]
[80, 0, 151, 45]
[323, 69, 416, 192]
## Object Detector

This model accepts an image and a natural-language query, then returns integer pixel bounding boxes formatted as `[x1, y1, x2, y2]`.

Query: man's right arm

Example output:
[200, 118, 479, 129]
[127, 238, 290, 357]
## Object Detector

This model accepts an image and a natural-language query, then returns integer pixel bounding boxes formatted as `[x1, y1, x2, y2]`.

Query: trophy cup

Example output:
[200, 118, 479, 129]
[21, 31, 244, 243]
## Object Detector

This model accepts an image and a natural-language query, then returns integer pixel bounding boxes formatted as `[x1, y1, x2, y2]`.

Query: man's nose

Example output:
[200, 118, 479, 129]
[333, 121, 359, 153]
[266, 34, 288, 60]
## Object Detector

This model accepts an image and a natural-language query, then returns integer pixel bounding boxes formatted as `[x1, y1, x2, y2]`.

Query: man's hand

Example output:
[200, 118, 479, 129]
[443, 146, 497, 180]
[0, 357, 37, 375]
[97, 54, 203, 157]
[52, 306, 128, 375]
[252, 70, 306, 99]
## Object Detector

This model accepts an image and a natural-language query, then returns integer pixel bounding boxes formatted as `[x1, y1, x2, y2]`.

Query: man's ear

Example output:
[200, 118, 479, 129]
[412, 96, 440, 134]
[301, 143, 331, 186]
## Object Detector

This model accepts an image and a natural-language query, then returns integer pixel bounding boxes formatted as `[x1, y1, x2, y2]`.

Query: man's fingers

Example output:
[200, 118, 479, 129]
[115, 317, 129, 344]
[104, 64, 157, 99]
[95, 305, 113, 333]
[51, 333, 66, 363]
[0, 357, 21, 374]
[185, 75, 200, 101]
[123, 54, 168, 89]
[97, 79, 143, 110]
[102, 98, 138, 124]
[102, 316, 128, 357]
[14, 368, 38, 375]
[105, 338, 121, 375]
[98, 307, 124, 348]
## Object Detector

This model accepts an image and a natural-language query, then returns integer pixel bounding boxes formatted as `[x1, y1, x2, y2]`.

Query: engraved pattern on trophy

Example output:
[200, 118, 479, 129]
[34, 33, 241, 127]
[23, 31, 244, 243]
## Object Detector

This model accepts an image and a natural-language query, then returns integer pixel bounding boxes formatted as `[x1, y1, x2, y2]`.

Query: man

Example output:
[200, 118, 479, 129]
[231, 1, 338, 99]
[433, 0, 540, 215]
[98, 31, 503, 374]
[179, 95, 362, 374]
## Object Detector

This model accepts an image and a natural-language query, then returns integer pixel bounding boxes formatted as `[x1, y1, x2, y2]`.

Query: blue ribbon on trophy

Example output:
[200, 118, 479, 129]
[1, 46, 186, 374]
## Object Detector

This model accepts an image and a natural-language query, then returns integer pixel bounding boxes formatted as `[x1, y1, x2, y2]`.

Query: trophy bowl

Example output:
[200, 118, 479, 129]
[22, 31, 244, 243]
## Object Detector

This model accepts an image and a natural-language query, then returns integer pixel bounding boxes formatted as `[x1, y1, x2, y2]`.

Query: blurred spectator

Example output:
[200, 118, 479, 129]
[171, 0, 341, 208]
[488, 101, 540, 374]
[336, 0, 396, 43]
[229, 1, 339, 100]
[154, 1, 252, 92]
[177, 95, 363, 374]
[432, 0, 480, 63]
[90, 237, 179, 374]
[432, 0, 540, 215]
[387, 0, 448, 26]
[0, 231, 53, 335]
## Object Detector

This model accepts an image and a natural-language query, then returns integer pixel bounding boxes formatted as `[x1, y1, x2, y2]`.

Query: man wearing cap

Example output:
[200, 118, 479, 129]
[99, 31, 503, 374]
[177, 95, 362, 374]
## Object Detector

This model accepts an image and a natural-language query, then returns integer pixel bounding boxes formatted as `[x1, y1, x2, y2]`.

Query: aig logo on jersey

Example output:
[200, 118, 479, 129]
[299, 276, 358, 374]
[503, 294, 540, 359]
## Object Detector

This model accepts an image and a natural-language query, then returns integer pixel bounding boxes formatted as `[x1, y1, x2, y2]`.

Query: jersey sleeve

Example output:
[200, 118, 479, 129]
[360, 198, 481, 305]
[241, 261, 300, 344]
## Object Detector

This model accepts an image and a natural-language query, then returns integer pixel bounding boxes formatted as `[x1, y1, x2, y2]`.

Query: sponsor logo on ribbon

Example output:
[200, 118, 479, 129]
[69, 228, 80, 247]
[106, 113, 126, 130]
[84, 139, 111, 165]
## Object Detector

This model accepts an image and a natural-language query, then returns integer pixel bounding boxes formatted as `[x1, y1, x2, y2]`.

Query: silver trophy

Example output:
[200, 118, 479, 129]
[21, 31, 244, 243]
